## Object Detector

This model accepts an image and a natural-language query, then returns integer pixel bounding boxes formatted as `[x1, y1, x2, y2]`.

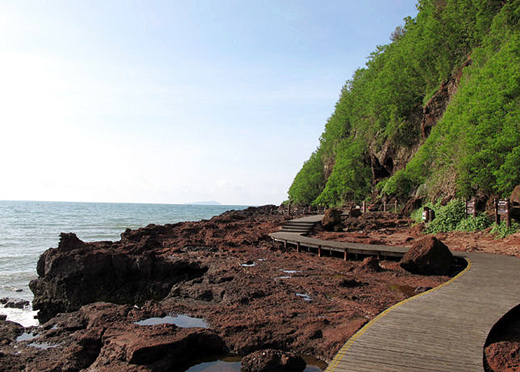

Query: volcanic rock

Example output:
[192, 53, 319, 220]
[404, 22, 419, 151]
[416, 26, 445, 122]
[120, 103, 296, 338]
[17, 206, 453, 370]
[322, 209, 343, 232]
[241, 349, 306, 372]
[30, 233, 208, 323]
[400, 236, 454, 275]
[360, 257, 381, 272]
[0, 320, 23, 344]
[0, 298, 30, 309]
[485, 341, 520, 372]
[348, 208, 362, 218]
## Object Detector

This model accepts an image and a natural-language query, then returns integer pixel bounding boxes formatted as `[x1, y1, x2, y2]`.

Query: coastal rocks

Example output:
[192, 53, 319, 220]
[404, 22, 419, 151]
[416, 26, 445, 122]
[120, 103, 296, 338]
[0, 319, 23, 344]
[17, 206, 455, 371]
[400, 236, 454, 275]
[0, 302, 226, 372]
[241, 349, 306, 372]
[321, 209, 343, 232]
[0, 297, 30, 309]
[30, 232, 208, 323]
[359, 257, 381, 272]
[88, 324, 224, 371]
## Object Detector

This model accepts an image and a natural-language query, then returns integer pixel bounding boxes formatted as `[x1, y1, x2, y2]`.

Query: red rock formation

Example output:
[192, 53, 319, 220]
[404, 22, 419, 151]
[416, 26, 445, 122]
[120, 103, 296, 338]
[400, 236, 454, 275]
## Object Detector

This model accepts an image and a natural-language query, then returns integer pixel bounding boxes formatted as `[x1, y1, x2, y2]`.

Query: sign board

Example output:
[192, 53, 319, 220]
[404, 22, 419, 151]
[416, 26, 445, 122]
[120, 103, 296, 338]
[466, 200, 476, 216]
[497, 199, 509, 215]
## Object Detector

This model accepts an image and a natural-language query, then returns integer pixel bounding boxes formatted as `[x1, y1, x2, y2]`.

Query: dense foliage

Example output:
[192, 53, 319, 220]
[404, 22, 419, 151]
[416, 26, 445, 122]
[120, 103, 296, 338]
[288, 0, 520, 206]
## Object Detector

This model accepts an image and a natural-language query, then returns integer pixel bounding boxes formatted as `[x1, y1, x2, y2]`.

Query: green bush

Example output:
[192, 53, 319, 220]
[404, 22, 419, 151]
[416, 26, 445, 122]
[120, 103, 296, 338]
[425, 200, 466, 233]
[455, 214, 492, 232]
[490, 221, 520, 238]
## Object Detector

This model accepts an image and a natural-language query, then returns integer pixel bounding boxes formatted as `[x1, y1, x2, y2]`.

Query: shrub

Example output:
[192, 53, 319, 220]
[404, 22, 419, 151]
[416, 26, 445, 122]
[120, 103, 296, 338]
[455, 214, 492, 232]
[425, 200, 466, 234]
[490, 221, 520, 239]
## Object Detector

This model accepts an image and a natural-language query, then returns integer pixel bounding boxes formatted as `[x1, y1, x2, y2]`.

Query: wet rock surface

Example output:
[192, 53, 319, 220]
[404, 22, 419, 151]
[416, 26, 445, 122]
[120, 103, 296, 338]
[1, 207, 452, 371]
[241, 349, 306, 372]
[0, 298, 30, 309]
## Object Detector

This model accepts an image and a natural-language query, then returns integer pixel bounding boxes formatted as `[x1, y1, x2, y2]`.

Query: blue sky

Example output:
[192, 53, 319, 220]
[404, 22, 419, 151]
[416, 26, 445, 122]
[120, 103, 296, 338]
[0, 0, 418, 205]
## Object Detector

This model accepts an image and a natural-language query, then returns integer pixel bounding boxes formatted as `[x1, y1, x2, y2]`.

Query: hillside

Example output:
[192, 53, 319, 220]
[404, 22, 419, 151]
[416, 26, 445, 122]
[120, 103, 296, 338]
[288, 0, 520, 207]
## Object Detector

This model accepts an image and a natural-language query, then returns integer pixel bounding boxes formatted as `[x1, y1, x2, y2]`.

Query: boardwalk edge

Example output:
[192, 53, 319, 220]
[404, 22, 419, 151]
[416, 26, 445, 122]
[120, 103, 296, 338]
[325, 257, 473, 372]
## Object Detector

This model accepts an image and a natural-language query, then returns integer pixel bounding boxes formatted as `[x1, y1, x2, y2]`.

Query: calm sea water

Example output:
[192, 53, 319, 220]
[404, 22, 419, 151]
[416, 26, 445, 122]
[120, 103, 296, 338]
[0, 200, 247, 326]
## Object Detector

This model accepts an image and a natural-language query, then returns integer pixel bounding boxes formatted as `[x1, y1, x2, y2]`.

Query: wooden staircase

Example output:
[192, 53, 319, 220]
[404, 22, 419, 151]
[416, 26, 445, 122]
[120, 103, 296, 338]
[278, 216, 322, 235]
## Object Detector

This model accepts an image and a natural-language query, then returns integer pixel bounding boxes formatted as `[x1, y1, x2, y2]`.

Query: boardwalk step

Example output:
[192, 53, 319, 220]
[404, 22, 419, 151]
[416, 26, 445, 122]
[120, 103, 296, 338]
[279, 219, 319, 235]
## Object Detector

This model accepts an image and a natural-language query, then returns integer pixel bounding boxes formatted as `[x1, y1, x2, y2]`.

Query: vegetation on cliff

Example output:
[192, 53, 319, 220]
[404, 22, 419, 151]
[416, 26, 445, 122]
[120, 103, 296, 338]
[288, 0, 520, 206]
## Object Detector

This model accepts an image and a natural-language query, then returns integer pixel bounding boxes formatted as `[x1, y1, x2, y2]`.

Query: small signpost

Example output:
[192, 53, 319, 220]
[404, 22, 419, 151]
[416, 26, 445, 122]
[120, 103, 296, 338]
[494, 198, 511, 228]
[422, 206, 435, 222]
[465, 200, 476, 218]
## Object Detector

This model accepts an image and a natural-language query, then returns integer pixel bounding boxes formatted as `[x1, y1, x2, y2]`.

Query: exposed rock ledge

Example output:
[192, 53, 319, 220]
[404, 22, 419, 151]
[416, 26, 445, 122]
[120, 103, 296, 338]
[1, 206, 451, 371]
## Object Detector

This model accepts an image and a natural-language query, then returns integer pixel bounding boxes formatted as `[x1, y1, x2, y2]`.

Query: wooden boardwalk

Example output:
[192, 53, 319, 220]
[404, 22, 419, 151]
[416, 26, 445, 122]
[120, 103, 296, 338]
[270, 216, 520, 372]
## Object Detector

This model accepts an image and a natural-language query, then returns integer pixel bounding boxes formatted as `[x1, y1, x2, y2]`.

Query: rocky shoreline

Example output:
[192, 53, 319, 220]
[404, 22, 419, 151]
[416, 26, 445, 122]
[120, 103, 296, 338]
[0, 206, 514, 371]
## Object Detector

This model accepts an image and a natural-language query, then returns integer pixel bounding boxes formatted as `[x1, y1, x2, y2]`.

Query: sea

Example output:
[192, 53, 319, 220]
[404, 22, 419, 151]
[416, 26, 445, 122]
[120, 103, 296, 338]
[0, 200, 248, 327]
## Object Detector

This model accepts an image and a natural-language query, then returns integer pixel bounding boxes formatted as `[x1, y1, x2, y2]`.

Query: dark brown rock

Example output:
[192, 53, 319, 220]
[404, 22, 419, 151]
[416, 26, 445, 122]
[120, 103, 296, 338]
[348, 208, 362, 218]
[510, 185, 520, 206]
[485, 341, 520, 372]
[322, 209, 343, 232]
[0, 320, 24, 344]
[241, 349, 306, 372]
[360, 257, 381, 272]
[0, 298, 30, 309]
[400, 236, 454, 275]
[30, 234, 208, 323]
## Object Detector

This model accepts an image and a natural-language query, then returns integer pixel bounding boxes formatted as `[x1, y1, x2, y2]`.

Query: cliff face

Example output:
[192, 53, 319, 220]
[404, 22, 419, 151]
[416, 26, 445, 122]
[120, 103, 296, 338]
[420, 58, 472, 141]
[288, 0, 519, 206]
[368, 57, 472, 189]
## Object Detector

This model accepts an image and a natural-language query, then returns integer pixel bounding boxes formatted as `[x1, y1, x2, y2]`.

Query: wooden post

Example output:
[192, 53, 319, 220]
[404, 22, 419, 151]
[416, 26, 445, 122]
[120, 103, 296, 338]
[318, 246, 322, 257]
[296, 242, 301, 253]
[383, 200, 387, 212]
[394, 200, 398, 213]
[494, 198, 500, 225]
[362, 201, 366, 214]
[344, 250, 348, 261]
[506, 199, 511, 228]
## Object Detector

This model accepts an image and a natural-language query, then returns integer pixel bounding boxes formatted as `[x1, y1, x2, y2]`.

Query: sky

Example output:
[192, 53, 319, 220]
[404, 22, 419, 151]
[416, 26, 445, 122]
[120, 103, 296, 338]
[0, 0, 419, 206]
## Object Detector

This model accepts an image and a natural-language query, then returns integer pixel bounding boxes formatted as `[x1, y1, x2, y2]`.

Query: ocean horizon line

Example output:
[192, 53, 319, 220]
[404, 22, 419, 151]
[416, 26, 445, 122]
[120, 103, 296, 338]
[0, 199, 254, 207]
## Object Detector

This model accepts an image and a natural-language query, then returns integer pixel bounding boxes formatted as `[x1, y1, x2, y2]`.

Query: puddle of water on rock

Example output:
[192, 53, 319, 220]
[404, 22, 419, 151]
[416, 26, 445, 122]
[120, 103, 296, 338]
[134, 314, 209, 328]
[281, 269, 301, 274]
[389, 284, 417, 297]
[240, 263, 256, 267]
[16, 332, 39, 342]
[296, 293, 313, 302]
[184, 356, 326, 372]
[276, 276, 292, 279]
[28, 342, 59, 349]
[185, 357, 241, 372]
